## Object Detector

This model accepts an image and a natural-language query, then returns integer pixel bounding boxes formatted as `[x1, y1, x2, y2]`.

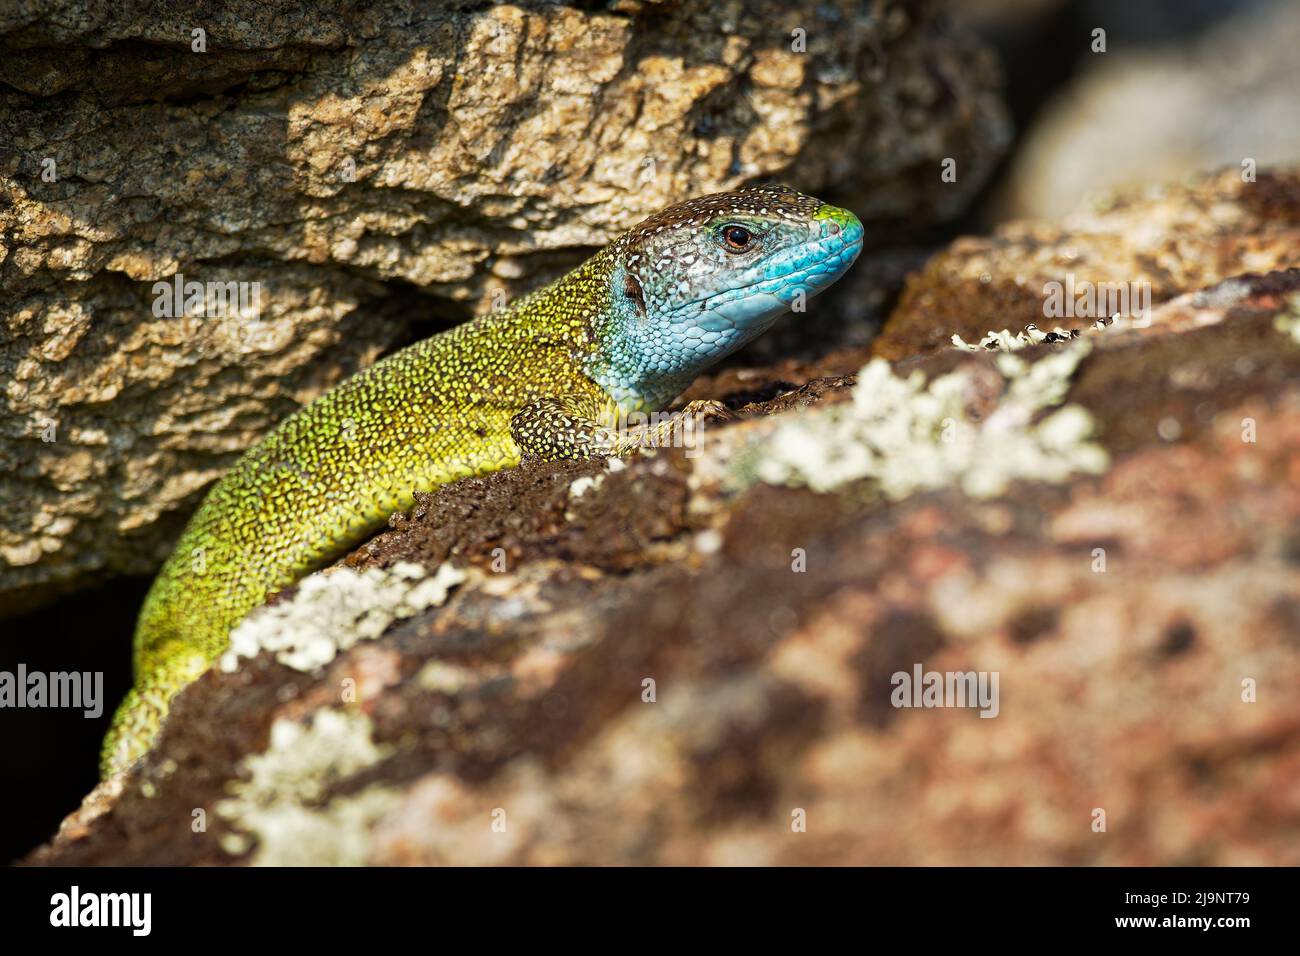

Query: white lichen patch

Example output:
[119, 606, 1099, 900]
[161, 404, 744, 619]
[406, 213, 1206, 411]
[216, 709, 396, 866]
[741, 339, 1108, 499]
[568, 474, 602, 498]
[569, 456, 628, 499]
[1274, 294, 1300, 345]
[219, 561, 467, 673]
[952, 317, 1121, 352]
[416, 659, 482, 694]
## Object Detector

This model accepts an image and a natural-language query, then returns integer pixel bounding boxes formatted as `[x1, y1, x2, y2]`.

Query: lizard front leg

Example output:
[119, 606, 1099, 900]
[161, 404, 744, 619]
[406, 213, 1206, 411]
[509, 395, 617, 461]
[510, 395, 732, 461]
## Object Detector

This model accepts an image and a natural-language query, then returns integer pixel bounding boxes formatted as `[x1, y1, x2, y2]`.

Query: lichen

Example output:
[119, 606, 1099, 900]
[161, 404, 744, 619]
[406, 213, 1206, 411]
[216, 709, 396, 866]
[219, 561, 467, 674]
[951, 316, 1121, 352]
[416, 659, 481, 693]
[568, 475, 603, 498]
[1274, 294, 1300, 345]
[738, 339, 1108, 498]
[568, 456, 627, 499]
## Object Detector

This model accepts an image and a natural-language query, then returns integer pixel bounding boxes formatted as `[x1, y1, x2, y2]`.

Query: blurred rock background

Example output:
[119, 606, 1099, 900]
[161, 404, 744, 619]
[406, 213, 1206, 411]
[950, 0, 1300, 221]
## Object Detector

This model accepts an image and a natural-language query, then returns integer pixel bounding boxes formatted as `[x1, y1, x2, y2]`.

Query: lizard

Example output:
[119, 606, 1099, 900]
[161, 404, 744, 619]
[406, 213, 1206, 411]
[101, 183, 864, 776]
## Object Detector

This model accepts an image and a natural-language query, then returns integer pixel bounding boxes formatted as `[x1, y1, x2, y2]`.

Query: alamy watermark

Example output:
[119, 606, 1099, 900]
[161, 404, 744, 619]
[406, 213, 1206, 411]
[50, 886, 151, 936]
[891, 664, 1000, 718]
[1043, 273, 1151, 327]
[0, 664, 103, 718]
[152, 272, 262, 320]
[594, 409, 712, 459]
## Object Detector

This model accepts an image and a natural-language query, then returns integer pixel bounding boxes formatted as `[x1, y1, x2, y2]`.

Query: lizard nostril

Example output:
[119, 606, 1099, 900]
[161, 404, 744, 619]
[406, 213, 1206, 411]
[827, 221, 841, 236]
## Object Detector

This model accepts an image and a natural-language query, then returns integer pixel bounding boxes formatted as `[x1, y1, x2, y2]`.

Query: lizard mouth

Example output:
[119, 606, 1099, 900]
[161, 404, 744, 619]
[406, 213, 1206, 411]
[684, 235, 864, 313]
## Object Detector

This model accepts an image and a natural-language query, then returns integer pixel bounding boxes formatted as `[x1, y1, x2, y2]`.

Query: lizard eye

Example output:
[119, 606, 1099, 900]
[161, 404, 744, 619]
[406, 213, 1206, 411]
[720, 224, 754, 252]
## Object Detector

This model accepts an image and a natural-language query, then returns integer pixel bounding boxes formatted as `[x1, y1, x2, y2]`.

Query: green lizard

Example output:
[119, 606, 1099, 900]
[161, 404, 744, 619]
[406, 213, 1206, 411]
[102, 184, 864, 776]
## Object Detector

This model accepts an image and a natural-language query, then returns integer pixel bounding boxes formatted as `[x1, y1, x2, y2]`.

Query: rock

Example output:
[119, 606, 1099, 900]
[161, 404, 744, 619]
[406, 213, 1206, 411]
[28, 170, 1300, 866]
[995, 0, 1300, 220]
[0, 0, 1010, 616]
[876, 168, 1300, 360]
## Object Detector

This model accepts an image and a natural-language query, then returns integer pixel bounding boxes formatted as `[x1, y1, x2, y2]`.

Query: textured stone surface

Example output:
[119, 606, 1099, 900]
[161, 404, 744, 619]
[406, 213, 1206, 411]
[876, 168, 1300, 360]
[0, 0, 1010, 614]
[29, 169, 1300, 864]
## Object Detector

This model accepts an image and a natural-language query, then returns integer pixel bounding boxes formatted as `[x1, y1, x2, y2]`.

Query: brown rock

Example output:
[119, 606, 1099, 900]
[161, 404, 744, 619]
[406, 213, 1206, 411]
[27, 257, 1300, 864]
[876, 168, 1300, 361]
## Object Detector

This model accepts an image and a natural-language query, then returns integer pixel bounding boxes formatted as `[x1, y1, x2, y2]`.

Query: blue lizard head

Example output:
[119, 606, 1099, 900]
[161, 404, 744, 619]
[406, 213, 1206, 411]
[591, 184, 864, 410]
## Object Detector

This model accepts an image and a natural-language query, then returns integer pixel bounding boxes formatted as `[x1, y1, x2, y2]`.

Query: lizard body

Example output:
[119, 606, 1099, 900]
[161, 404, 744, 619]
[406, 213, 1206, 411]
[102, 184, 863, 775]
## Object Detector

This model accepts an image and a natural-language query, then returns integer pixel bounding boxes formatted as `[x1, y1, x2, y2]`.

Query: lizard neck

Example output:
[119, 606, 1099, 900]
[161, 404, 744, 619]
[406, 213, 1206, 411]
[577, 248, 765, 414]
[586, 341, 698, 413]
[500, 248, 689, 413]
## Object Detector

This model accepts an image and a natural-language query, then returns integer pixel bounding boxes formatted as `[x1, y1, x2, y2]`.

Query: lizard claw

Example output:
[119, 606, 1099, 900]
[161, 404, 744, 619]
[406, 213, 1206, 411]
[680, 399, 734, 424]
